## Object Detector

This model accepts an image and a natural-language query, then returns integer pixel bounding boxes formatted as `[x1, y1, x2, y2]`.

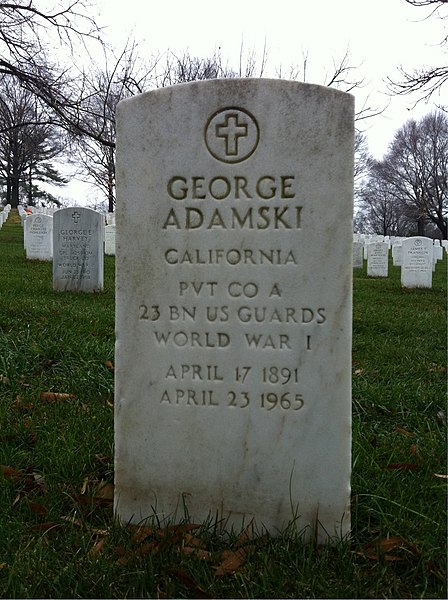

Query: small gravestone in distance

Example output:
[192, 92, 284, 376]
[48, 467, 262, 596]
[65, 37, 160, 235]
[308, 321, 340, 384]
[367, 242, 389, 277]
[53, 207, 104, 292]
[401, 237, 433, 288]
[104, 224, 116, 256]
[392, 242, 402, 266]
[433, 240, 443, 266]
[115, 79, 354, 542]
[353, 241, 364, 268]
[25, 213, 53, 261]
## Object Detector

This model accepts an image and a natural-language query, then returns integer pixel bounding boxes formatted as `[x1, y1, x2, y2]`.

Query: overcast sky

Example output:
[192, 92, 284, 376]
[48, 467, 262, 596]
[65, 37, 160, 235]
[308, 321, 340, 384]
[63, 0, 447, 204]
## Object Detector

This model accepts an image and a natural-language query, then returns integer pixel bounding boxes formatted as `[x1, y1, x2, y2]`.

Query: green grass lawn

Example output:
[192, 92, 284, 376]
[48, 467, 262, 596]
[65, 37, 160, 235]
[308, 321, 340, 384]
[0, 210, 446, 599]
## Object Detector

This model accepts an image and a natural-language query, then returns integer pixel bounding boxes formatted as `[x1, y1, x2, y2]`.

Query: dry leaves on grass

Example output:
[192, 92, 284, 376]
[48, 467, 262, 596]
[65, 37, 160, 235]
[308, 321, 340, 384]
[74, 478, 114, 507]
[114, 523, 203, 565]
[1, 465, 48, 495]
[113, 519, 264, 579]
[213, 519, 264, 577]
[356, 536, 410, 562]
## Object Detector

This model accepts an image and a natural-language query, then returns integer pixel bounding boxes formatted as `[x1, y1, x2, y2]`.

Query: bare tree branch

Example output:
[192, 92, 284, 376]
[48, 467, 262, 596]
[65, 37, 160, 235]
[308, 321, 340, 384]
[387, 0, 448, 107]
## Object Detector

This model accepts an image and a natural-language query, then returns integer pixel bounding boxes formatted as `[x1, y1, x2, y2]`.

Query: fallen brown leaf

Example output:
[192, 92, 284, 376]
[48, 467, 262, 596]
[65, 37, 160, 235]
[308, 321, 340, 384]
[80, 477, 89, 495]
[27, 501, 48, 515]
[236, 519, 254, 547]
[94, 454, 110, 465]
[356, 536, 407, 561]
[0, 465, 22, 479]
[61, 515, 84, 527]
[93, 481, 114, 502]
[214, 545, 255, 576]
[90, 538, 107, 556]
[105, 360, 114, 371]
[386, 463, 418, 471]
[40, 392, 77, 402]
[91, 528, 109, 536]
[152, 523, 202, 553]
[130, 525, 155, 544]
[393, 427, 414, 437]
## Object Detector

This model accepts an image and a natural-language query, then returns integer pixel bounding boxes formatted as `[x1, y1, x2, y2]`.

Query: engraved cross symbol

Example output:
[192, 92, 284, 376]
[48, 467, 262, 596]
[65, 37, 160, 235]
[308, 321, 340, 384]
[71, 211, 81, 223]
[215, 113, 248, 156]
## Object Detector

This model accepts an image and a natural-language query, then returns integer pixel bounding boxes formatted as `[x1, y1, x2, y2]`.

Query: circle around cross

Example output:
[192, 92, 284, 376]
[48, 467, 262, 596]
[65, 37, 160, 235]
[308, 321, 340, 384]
[204, 107, 260, 164]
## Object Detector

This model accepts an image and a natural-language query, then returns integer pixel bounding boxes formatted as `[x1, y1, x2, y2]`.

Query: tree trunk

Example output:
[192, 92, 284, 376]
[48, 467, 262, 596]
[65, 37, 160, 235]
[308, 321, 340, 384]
[108, 184, 114, 213]
[11, 175, 20, 208]
[107, 163, 115, 213]
[28, 166, 33, 206]
[417, 216, 425, 236]
[437, 219, 447, 240]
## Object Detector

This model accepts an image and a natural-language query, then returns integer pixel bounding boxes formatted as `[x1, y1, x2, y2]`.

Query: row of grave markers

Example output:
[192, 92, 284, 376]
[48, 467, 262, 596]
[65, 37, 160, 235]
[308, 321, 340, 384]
[17, 206, 116, 292]
[353, 235, 446, 288]
[14, 206, 446, 293]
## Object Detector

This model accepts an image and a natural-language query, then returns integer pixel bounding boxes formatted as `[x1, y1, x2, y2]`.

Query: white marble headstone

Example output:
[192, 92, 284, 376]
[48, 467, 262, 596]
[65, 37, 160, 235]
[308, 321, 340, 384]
[353, 241, 364, 268]
[53, 207, 104, 292]
[104, 224, 116, 256]
[114, 79, 354, 542]
[25, 213, 53, 261]
[392, 243, 402, 266]
[401, 237, 433, 288]
[367, 242, 389, 277]
[433, 240, 443, 264]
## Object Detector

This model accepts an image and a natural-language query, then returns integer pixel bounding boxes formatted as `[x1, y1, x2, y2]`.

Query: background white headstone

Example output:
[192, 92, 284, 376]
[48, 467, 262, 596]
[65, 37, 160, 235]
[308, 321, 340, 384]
[353, 241, 364, 268]
[104, 224, 116, 256]
[367, 242, 389, 277]
[25, 213, 53, 261]
[114, 79, 354, 542]
[53, 207, 104, 292]
[392, 242, 402, 266]
[401, 236, 433, 288]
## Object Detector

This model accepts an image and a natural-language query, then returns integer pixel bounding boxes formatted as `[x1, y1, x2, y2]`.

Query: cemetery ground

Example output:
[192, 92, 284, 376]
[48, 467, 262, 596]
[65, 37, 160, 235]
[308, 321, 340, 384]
[0, 211, 446, 600]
